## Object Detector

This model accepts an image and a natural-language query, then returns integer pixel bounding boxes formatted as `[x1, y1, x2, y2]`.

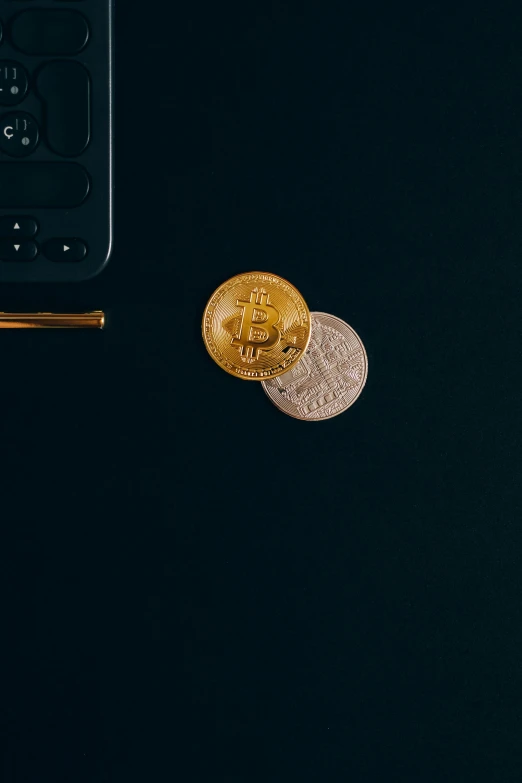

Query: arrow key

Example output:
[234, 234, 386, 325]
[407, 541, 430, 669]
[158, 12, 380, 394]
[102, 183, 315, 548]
[0, 239, 38, 261]
[0, 216, 38, 237]
[43, 238, 87, 263]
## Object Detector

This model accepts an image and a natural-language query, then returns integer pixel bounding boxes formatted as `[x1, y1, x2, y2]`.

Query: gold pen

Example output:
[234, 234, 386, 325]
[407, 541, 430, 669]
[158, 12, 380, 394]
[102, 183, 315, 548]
[0, 311, 105, 329]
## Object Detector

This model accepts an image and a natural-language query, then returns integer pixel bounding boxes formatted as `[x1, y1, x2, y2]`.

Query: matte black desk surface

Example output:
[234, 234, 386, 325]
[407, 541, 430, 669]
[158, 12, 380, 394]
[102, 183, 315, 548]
[0, 5, 519, 782]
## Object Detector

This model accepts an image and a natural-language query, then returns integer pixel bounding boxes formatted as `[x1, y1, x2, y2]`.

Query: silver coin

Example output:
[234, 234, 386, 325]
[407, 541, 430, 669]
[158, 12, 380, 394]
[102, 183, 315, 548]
[261, 312, 368, 420]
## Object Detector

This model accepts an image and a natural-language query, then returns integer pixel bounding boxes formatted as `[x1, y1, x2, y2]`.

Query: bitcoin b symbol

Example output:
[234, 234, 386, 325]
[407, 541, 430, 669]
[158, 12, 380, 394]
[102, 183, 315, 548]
[232, 288, 281, 363]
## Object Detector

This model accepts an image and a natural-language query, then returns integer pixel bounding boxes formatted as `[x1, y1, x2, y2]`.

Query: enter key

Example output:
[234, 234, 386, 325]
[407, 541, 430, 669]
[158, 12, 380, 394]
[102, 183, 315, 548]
[36, 60, 90, 158]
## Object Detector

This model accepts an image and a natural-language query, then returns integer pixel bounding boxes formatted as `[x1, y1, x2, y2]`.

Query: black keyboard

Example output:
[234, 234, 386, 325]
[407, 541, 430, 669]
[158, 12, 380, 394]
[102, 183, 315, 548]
[0, 0, 113, 282]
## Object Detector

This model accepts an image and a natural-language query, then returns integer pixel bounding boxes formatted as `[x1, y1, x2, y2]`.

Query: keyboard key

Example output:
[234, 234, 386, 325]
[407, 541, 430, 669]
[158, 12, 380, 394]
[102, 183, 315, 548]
[0, 239, 38, 262]
[0, 164, 90, 208]
[10, 10, 89, 56]
[0, 217, 38, 237]
[0, 61, 29, 106]
[0, 112, 39, 157]
[37, 61, 90, 157]
[43, 238, 87, 262]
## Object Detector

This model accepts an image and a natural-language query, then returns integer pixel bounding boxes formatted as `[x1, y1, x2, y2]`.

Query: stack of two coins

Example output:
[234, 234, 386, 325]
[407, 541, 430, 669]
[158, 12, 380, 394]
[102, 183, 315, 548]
[202, 272, 368, 421]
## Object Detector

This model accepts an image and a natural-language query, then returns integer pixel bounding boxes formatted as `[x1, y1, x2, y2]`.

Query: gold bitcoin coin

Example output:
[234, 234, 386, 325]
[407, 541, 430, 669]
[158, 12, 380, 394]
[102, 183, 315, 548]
[202, 271, 311, 380]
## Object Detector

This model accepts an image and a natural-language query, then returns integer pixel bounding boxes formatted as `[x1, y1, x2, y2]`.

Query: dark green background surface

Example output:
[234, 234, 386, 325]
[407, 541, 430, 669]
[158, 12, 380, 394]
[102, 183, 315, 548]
[1, 4, 520, 781]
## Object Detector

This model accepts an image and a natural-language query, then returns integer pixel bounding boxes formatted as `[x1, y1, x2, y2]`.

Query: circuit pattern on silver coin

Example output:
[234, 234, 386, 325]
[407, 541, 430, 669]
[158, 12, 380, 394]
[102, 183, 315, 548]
[261, 312, 368, 420]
